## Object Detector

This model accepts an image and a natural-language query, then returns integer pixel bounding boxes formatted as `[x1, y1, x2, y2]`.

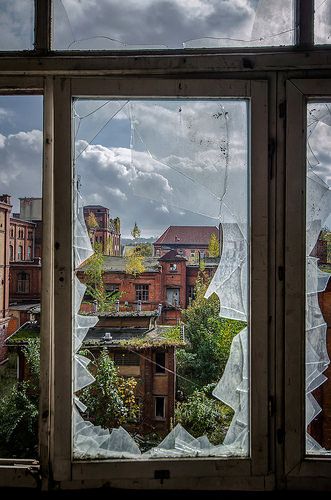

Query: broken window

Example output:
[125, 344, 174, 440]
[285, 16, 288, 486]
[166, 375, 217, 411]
[135, 284, 149, 302]
[306, 102, 331, 455]
[155, 396, 165, 419]
[155, 351, 166, 374]
[72, 96, 249, 460]
[53, 0, 295, 50]
[0, 94, 43, 460]
[314, 0, 331, 44]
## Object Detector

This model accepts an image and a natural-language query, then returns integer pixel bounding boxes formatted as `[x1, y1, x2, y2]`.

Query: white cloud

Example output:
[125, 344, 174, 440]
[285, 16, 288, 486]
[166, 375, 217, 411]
[0, 129, 42, 211]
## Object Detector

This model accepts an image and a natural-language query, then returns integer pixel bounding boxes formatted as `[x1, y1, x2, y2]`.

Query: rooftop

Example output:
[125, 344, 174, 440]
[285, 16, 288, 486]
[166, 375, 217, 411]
[154, 225, 219, 246]
[79, 255, 161, 273]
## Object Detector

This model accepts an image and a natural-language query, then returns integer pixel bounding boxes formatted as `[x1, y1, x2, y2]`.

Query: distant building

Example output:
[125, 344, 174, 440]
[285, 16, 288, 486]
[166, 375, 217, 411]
[9, 203, 41, 305]
[154, 225, 220, 263]
[6, 308, 179, 435]
[83, 205, 121, 256]
[78, 251, 219, 325]
[0, 195, 12, 361]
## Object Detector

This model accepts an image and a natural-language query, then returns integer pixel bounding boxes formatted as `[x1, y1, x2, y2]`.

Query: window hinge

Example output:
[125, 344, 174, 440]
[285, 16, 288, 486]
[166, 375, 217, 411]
[279, 100, 286, 119]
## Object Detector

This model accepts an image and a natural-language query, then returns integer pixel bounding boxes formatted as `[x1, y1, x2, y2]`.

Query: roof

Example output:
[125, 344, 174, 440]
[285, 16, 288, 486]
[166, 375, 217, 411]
[79, 255, 161, 273]
[159, 249, 187, 262]
[154, 226, 219, 246]
[83, 205, 108, 210]
[6, 321, 40, 345]
[9, 303, 40, 313]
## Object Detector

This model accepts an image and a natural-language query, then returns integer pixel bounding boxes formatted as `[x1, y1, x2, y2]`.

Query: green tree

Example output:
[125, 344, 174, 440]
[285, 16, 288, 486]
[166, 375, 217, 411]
[0, 339, 40, 458]
[131, 222, 141, 241]
[177, 270, 245, 396]
[125, 247, 146, 277]
[208, 232, 220, 257]
[86, 211, 99, 244]
[134, 242, 153, 257]
[79, 349, 139, 429]
[175, 385, 233, 445]
[84, 242, 119, 312]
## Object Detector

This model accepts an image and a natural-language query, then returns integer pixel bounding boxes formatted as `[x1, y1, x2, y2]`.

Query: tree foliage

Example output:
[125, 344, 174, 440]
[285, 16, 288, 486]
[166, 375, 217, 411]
[175, 385, 233, 445]
[0, 339, 40, 458]
[208, 232, 220, 257]
[79, 349, 139, 429]
[125, 247, 146, 277]
[84, 242, 120, 312]
[131, 221, 141, 240]
[177, 270, 245, 396]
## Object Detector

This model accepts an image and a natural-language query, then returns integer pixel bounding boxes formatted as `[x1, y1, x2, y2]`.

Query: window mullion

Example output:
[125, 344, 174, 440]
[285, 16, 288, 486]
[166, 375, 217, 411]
[295, 0, 314, 48]
[34, 0, 52, 53]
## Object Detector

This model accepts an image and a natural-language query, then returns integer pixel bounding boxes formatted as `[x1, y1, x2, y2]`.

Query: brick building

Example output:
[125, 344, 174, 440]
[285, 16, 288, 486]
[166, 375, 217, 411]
[7, 198, 42, 305]
[6, 309, 178, 436]
[154, 225, 220, 263]
[78, 251, 219, 325]
[0, 194, 12, 362]
[83, 205, 121, 256]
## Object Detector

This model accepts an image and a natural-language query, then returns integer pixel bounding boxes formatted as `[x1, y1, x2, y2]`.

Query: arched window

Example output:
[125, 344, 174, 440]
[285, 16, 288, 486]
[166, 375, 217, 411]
[17, 245, 23, 260]
[17, 272, 30, 293]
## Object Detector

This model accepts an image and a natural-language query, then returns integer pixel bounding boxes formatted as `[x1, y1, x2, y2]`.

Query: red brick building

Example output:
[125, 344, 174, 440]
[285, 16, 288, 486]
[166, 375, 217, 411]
[83, 205, 121, 256]
[6, 309, 178, 436]
[78, 251, 219, 325]
[154, 225, 220, 263]
[0, 194, 12, 362]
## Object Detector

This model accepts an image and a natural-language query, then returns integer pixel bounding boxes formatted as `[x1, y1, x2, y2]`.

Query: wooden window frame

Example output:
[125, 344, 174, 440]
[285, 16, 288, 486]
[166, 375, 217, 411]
[0, 0, 331, 492]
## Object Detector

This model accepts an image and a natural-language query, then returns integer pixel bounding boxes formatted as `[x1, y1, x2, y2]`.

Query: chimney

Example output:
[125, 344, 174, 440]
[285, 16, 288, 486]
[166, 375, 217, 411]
[0, 194, 11, 205]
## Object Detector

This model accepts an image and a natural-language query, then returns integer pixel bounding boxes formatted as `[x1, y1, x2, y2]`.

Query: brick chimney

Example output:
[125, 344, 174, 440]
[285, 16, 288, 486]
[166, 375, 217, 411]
[0, 194, 11, 205]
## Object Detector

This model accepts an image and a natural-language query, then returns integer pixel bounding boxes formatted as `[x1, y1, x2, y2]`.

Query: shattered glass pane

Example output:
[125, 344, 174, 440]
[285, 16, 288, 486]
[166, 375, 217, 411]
[0, 0, 34, 51]
[72, 97, 249, 459]
[306, 102, 331, 454]
[53, 0, 295, 50]
[314, 0, 331, 44]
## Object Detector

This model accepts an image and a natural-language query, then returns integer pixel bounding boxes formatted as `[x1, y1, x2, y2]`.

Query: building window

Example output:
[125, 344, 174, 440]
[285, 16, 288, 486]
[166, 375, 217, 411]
[114, 351, 140, 366]
[166, 288, 180, 306]
[28, 230, 33, 240]
[17, 272, 30, 293]
[155, 351, 166, 374]
[135, 284, 149, 301]
[9, 245, 13, 260]
[169, 263, 177, 272]
[187, 285, 195, 303]
[17, 245, 23, 260]
[155, 397, 165, 419]
[105, 283, 119, 293]
[10, 228, 13, 238]
[27, 246, 32, 260]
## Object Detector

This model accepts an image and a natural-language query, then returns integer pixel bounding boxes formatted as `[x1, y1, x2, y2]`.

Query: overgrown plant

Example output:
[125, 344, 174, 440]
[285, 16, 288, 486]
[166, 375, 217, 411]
[0, 339, 40, 458]
[79, 349, 139, 429]
[84, 242, 120, 312]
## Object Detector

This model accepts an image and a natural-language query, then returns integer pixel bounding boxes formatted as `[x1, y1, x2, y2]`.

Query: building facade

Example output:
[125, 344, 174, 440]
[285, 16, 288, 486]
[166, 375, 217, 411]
[154, 225, 220, 263]
[78, 251, 219, 325]
[83, 205, 121, 256]
[0, 195, 12, 362]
